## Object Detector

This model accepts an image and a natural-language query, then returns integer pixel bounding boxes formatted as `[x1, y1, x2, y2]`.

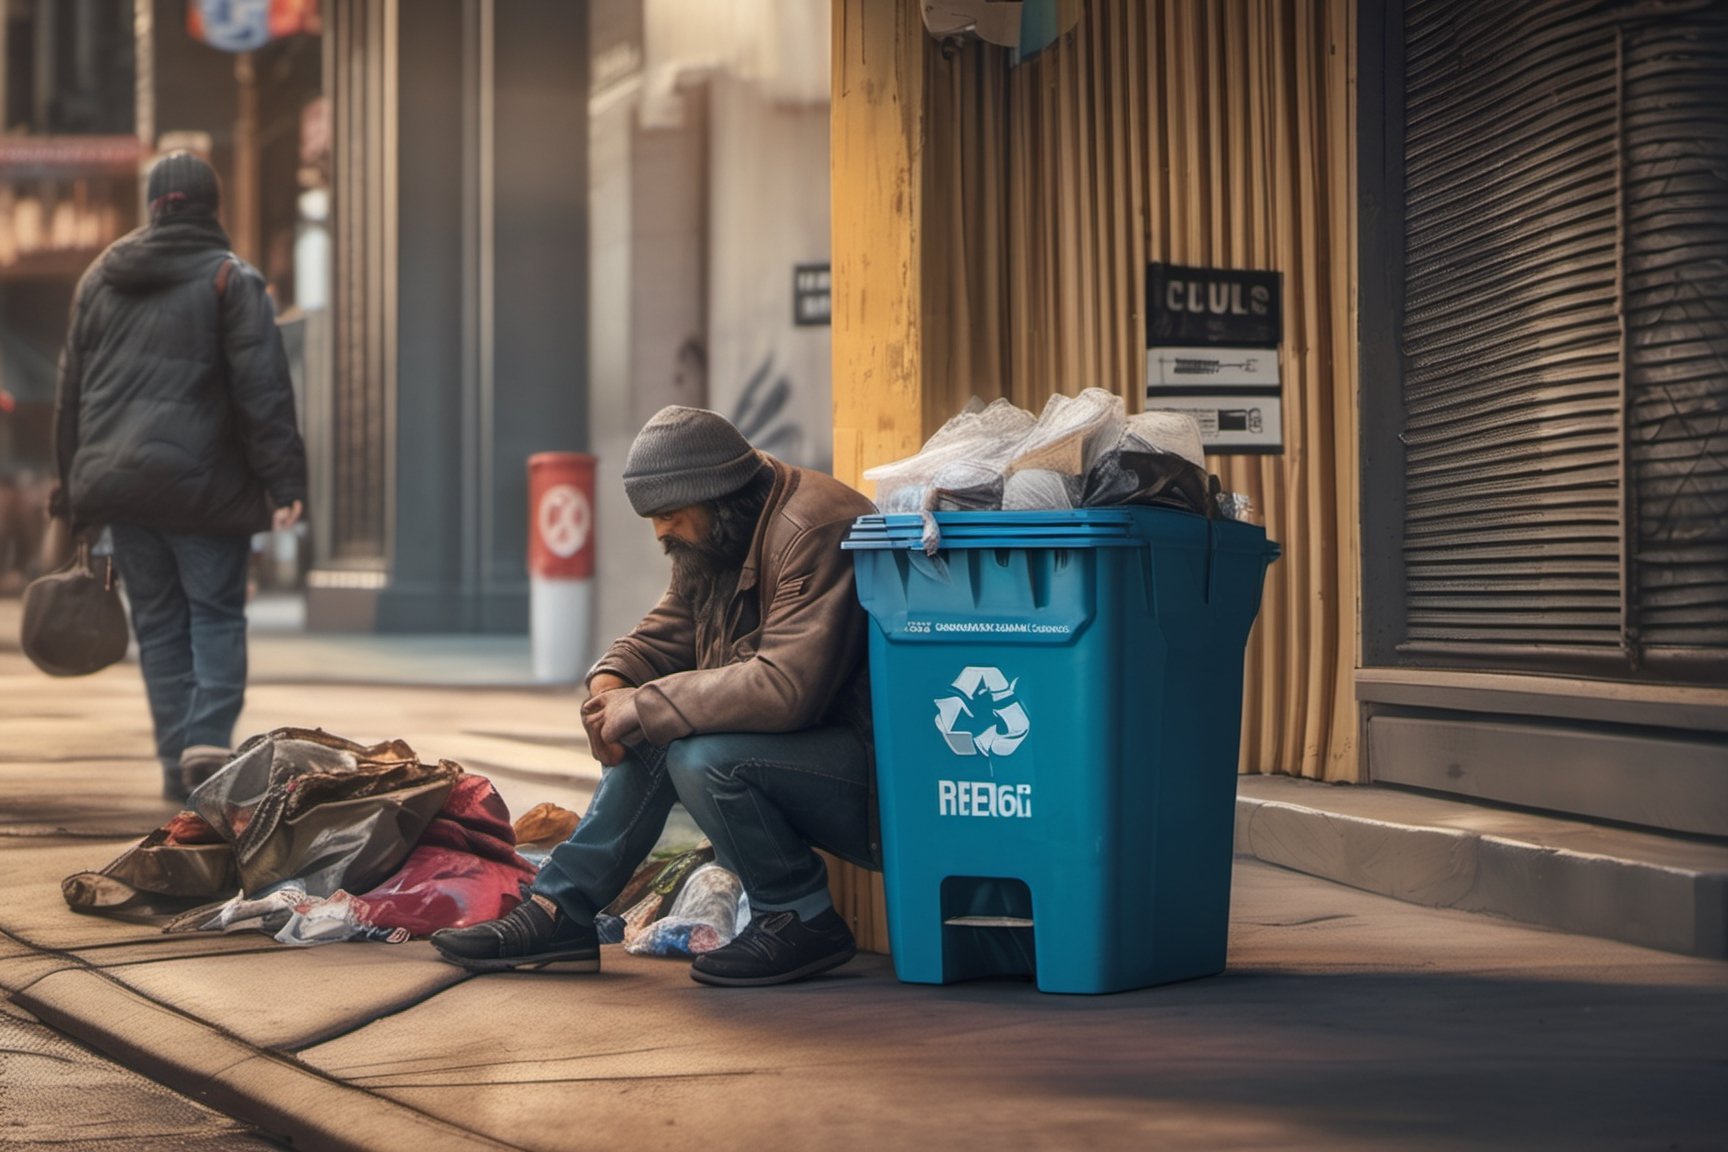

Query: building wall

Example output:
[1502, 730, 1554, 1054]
[833, 0, 1359, 781]
[705, 73, 832, 474]
[586, 78, 656, 663]
[312, 0, 588, 634]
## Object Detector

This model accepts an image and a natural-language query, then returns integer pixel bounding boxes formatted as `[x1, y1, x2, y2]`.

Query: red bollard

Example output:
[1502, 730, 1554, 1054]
[527, 452, 596, 681]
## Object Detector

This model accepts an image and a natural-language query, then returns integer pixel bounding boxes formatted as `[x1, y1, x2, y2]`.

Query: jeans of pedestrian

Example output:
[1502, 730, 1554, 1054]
[533, 726, 874, 925]
[109, 525, 251, 783]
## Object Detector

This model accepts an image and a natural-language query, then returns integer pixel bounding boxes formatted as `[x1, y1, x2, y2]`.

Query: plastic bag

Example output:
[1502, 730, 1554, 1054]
[1215, 490, 1255, 521]
[865, 398, 1036, 515]
[1005, 389, 1125, 480]
[164, 888, 303, 936]
[174, 888, 411, 945]
[1124, 409, 1206, 469]
[1001, 469, 1077, 511]
[188, 728, 458, 898]
[625, 862, 746, 957]
[863, 391, 1226, 551]
[593, 844, 717, 947]
[275, 891, 410, 946]
[1081, 409, 1213, 515]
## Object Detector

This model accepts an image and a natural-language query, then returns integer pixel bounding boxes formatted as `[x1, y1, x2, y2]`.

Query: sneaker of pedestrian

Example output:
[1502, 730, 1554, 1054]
[430, 893, 600, 973]
[690, 907, 856, 987]
[178, 745, 231, 795]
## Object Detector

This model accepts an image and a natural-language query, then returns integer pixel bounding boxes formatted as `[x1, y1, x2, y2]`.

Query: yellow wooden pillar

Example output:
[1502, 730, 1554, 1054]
[828, 0, 930, 952]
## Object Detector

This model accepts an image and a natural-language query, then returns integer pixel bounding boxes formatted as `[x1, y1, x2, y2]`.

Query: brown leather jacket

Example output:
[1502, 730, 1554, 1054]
[589, 456, 876, 758]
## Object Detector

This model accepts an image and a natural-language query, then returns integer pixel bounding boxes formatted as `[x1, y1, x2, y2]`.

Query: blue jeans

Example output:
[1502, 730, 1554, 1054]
[533, 726, 874, 924]
[109, 525, 252, 782]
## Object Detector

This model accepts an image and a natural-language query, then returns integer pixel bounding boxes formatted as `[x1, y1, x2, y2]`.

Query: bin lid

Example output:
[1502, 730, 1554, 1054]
[843, 507, 1278, 559]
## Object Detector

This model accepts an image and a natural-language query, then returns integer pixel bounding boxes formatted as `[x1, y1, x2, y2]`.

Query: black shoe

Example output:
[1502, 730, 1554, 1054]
[690, 908, 856, 987]
[178, 745, 230, 795]
[430, 897, 600, 972]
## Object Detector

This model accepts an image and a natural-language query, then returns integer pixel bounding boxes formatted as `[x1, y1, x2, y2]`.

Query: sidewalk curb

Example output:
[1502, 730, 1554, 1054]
[1234, 785, 1728, 958]
[13, 965, 517, 1152]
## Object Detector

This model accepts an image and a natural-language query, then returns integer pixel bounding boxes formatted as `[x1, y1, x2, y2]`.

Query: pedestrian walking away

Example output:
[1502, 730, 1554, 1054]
[50, 151, 308, 803]
[433, 405, 880, 986]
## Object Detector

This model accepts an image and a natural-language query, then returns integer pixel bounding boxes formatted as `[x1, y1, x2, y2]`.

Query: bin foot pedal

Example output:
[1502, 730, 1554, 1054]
[944, 916, 1034, 929]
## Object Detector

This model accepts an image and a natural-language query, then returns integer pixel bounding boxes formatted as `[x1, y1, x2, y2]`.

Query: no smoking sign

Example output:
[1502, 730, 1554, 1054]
[537, 483, 592, 559]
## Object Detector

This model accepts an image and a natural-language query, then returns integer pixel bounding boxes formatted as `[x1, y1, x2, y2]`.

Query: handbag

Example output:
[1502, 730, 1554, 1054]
[19, 532, 129, 677]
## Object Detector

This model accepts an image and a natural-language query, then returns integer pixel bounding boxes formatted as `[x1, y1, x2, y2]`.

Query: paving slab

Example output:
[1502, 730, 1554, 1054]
[0, 759, 178, 832]
[246, 632, 539, 688]
[0, 934, 81, 994]
[99, 942, 470, 1050]
[0, 989, 284, 1151]
[15, 967, 511, 1152]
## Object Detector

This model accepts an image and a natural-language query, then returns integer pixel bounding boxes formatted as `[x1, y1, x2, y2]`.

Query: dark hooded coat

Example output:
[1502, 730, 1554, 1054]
[52, 216, 306, 535]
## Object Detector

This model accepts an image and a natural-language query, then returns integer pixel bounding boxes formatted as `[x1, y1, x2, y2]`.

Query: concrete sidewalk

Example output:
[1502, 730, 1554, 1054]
[1, 607, 1726, 1150]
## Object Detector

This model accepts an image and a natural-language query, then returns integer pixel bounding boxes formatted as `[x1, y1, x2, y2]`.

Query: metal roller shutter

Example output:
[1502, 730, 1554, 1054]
[1623, 12, 1728, 663]
[1400, 0, 1728, 682]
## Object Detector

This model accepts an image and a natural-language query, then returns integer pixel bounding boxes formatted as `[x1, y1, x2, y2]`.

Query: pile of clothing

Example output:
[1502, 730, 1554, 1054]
[63, 728, 538, 945]
[62, 728, 751, 957]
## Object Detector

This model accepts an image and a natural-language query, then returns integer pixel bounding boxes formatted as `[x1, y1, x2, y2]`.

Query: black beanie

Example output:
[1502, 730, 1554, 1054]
[146, 152, 221, 221]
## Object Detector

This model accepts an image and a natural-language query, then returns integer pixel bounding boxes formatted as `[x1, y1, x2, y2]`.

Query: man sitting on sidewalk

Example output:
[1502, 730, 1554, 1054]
[432, 407, 878, 986]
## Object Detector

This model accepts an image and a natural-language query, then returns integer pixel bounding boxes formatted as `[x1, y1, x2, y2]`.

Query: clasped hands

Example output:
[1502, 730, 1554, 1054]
[581, 674, 640, 767]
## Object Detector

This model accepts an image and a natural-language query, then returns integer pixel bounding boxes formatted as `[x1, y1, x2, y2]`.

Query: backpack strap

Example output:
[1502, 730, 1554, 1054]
[213, 253, 241, 298]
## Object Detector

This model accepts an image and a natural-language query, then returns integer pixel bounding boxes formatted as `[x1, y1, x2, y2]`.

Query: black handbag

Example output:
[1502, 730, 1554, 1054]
[20, 534, 129, 676]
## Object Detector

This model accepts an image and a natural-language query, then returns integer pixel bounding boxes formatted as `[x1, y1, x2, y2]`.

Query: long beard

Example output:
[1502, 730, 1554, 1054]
[662, 469, 769, 616]
[664, 535, 736, 606]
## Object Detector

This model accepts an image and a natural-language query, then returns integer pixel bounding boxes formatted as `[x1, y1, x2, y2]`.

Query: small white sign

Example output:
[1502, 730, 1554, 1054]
[1144, 397, 1284, 453]
[537, 484, 592, 559]
[1147, 345, 1281, 390]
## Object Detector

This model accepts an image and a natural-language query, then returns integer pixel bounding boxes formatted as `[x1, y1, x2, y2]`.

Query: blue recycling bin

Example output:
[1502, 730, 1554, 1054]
[845, 507, 1279, 994]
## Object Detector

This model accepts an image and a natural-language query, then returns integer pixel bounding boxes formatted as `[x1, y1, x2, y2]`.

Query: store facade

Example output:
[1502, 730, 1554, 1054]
[829, 0, 1726, 944]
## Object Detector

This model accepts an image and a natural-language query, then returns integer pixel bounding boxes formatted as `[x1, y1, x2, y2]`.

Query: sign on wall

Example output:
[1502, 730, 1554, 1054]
[1144, 262, 1284, 454]
[793, 263, 832, 327]
[187, 0, 320, 54]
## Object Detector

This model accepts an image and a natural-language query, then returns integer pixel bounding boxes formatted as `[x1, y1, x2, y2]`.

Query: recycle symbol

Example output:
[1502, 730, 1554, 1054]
[933, 666, 1030, 758]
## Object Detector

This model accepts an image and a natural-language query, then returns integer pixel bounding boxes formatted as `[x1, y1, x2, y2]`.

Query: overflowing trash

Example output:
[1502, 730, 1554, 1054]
[592, 845, 750, 957]
[862, 388, 1252, 553]
[62, 727, 748, 958]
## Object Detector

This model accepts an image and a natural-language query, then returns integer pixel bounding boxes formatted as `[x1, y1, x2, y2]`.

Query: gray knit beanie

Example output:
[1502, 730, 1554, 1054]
[622, 406, 762, 516]
[146, 151, 221, 221]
